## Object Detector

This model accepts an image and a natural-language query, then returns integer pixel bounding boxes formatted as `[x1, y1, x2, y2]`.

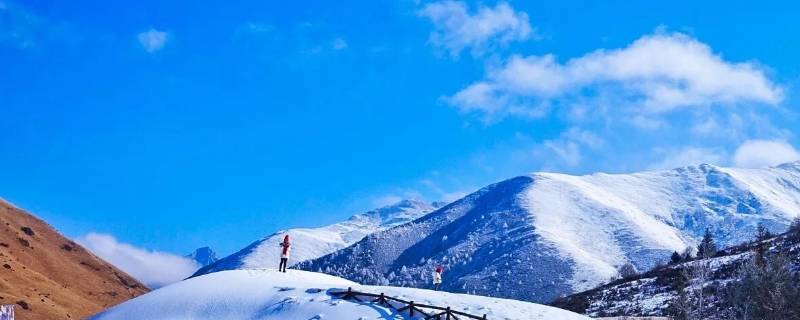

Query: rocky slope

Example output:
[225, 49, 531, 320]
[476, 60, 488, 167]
[0, 199, 148, 319]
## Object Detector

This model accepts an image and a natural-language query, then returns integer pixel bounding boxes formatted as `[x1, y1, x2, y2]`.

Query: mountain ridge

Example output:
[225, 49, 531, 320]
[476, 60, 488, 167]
[192, 199, 441, 277]
[299, 162, 800, 303]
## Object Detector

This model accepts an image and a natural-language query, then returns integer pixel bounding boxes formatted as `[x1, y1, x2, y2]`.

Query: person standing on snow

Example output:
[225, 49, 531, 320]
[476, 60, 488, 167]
[432, 266, 443, 290]
[278, 235, 291, 273]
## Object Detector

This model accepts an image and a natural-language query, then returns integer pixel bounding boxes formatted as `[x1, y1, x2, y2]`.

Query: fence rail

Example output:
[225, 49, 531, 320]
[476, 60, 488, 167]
[330, 287, 488, 320]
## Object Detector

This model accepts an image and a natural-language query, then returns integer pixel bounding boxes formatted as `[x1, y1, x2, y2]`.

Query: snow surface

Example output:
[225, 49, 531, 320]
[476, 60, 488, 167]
[301, 162, 800, 303]
[91, 269, 589, 320]
[524, 163, 800, 292]
[194, 200, 440, 277]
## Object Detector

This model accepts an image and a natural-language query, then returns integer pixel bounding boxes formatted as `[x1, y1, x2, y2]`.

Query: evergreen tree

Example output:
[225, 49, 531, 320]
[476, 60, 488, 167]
[681, 248, 693, 261]
[790, 217, 800, 240]
[755, 222, 772, 241]
[670, 251, 682, 264]
[618, 263, 638, 279]
[696, 228, 717, 259]
[669, 273, 690, 320]
[722, 254, 800, 319]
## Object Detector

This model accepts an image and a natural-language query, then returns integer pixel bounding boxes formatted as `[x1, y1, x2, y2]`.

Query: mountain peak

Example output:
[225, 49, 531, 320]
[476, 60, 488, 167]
[187, 247, 218, 267]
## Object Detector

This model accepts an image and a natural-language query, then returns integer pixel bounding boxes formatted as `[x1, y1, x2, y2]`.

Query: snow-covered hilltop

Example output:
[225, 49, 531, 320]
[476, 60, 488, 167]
[91, 269, 589, 320]
[193, 199, 441, 277]
[300, 162, 800, 303]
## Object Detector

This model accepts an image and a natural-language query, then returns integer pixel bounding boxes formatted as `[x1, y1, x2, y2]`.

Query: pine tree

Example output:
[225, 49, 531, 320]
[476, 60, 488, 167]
[756, 222, 772, 241]
[681, 248, 693, 261]
[790, 217, 800, 239]
[670, 251, 682, 264]
[669, 272, 691, 320]
[722, 254, 800, 319]
[696, 228, 717, 259]
[618, 263, 638, 279]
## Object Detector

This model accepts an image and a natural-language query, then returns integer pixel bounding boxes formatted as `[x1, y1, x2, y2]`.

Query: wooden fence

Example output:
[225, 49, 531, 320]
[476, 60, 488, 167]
[331, 287, 488, 320]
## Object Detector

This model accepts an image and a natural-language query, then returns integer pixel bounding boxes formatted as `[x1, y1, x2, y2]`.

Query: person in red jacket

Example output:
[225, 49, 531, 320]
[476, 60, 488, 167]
[278, 234, 291, 273]
[433, 266, 443, 290]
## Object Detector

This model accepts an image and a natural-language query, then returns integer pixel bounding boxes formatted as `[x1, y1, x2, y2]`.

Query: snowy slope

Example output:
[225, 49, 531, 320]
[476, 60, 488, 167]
[91, 269, 590, 320]
[193, 200, 440, 277]
[301, 162, 800, 303]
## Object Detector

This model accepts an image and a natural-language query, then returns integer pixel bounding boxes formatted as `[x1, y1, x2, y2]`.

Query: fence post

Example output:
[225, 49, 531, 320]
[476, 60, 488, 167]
[483, 314, 487, 320]
[446, 306, 451, 320]
[409, 301, 414, 316]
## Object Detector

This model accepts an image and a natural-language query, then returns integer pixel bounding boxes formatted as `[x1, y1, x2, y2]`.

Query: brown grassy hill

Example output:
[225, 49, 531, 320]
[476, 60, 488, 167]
[0, 199, 149, 319]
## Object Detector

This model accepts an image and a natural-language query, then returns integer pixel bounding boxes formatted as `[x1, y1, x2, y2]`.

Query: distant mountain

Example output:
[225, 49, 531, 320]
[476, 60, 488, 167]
[300, 162, 800, 303]
[192, 199, 442, 277]
[0, 198, 148, 319]
[186, 247, 218, 267]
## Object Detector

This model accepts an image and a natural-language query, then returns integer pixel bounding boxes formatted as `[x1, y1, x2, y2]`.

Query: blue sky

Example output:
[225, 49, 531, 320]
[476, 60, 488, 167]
[2, 0, 800, 270]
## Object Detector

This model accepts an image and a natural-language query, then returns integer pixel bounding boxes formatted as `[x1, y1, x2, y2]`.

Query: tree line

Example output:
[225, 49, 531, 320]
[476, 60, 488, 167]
[669, 218, 800, 320]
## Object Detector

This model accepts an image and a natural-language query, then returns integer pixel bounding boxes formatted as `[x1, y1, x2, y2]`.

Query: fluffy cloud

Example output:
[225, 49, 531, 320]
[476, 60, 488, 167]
[418, 1, 534, 58]
[76, 233, 199, 288]
[137, 28, 168, 53]
[733, 140, 800, 168]
[449, 32, 782, 119]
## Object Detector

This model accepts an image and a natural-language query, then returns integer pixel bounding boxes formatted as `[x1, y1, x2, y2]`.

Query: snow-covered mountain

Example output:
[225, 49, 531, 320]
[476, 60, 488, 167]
[186, 247, 218, 267]
[193, 199, 441, 277]
[91, 269, 590, 320]
[300, 162, 800, 303]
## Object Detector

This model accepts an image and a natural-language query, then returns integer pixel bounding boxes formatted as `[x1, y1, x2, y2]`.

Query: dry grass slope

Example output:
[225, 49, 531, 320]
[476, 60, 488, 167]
[0, 199, 149, 319]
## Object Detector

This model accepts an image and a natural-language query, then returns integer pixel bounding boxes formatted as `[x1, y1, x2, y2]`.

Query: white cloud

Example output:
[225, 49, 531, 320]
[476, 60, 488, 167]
[650, 147, 727, 170]
[449, 32, 782, 119]
[76, 233, 199, 288]
[418, 1, 534, 58]
[332, 37, 348, 50]
[733, 140, 800, 168]
[533, 128, 605, 168]
[137, 28, 168, 53]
